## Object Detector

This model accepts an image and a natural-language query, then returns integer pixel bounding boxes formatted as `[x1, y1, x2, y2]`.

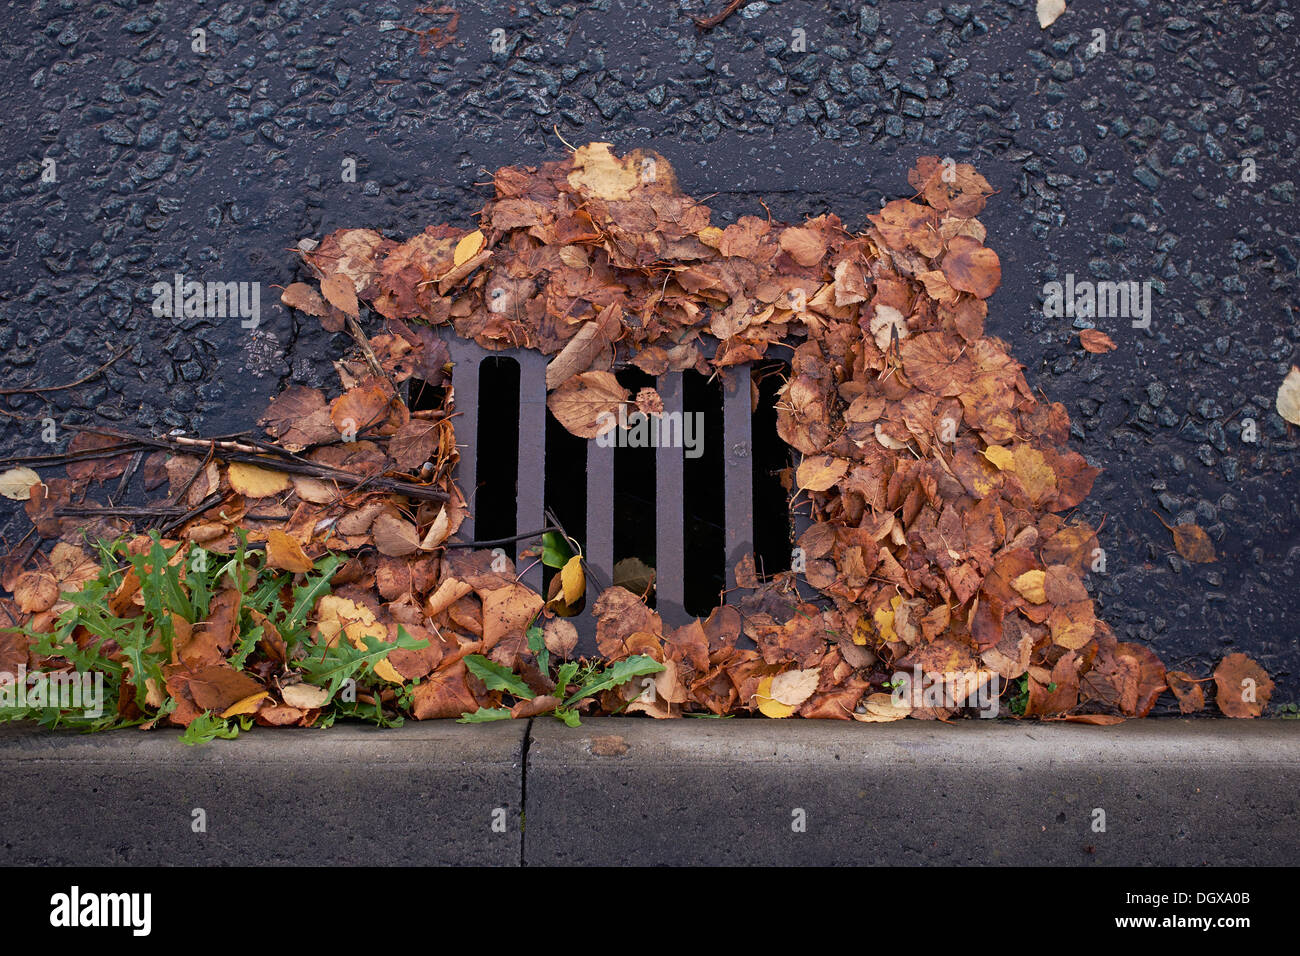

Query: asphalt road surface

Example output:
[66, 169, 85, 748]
[1, 0, 1296, 706]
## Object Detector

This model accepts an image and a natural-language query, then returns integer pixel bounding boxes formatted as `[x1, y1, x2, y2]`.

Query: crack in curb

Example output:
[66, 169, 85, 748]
[520, 717, 533, 867]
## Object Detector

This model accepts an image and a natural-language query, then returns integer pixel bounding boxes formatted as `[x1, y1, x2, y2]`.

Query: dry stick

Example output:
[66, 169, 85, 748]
[159, 492, 226, 536]
[52, 424, 448, 504]
[692, 0, 744, 29]
[0, 344, 133, 395]
[110, 449, 144, 505]
[344, 314, 402, 399]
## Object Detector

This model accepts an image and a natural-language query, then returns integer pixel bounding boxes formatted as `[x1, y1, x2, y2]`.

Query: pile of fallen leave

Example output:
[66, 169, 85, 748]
[0, 144, 1275, 740]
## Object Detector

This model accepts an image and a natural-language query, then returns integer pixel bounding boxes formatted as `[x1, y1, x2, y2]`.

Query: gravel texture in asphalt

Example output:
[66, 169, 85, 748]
[1, 0, 1296, 704]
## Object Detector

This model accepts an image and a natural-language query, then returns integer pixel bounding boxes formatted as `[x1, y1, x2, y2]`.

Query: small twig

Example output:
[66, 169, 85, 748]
[444, 526, 562, 549]
[692, 0, 744, 30]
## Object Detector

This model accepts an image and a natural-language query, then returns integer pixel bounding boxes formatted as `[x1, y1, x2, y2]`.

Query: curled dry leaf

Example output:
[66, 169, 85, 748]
[1166, 670, 1205, 714]
[0, 467, 41, 501]
[852, 692, 911, 722]
[1276, 365, 1300, 425]
[280, 682, 332, 710]
[545, 371, 628, 439]
[1037, 0, 1066, 29]
[280, 282, 329, 318]
[1079, 329, 1117, 353]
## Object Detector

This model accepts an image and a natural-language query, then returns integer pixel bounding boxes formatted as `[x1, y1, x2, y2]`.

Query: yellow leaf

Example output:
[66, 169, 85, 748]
[561, 555, 585, 606]
[873, 595, 901, 643]
[1012, 569, 1047, 604]
[755, 675, 798, 718]
[228, 462, 291, 498]
[697, 226, 724, 247]
[453, 229, 485, 267]
[982, 445, 1014, 470]
[315, 594, 408, 683]
[373, 657, 405, 684]
[795, 455, 849, 492]
[566, 142, 638, 200]
[1010, 443, 1057, 505]
[221, 691, 269, 718]
[264, 529, 313, 573]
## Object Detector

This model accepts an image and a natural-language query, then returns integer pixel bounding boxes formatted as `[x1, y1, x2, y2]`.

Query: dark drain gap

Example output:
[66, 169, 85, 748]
[683, 370, 726, 617]
[543, 406, 587, 598]
[474, 356, 520, 544]
[751, 360, 794, 579]
[406, 377, 446, 412]
[613, 367, 656, 607]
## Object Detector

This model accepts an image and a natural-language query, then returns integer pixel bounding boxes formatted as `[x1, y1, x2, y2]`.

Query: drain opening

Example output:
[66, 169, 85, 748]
[407, 377, 446, 412]
[613, 367, 656, 606]
[543, 406, 587, 598]
[751, 360, 794, 579]
[683, 370, 726, 617]
[474, 356, 520, 544]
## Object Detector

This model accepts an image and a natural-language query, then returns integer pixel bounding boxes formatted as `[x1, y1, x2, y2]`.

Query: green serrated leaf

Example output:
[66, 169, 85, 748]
[463, 655, 534, 700]
[526, 624, 549, 676]
[457, 706, 515, 723]
[566, 654, 664, 706]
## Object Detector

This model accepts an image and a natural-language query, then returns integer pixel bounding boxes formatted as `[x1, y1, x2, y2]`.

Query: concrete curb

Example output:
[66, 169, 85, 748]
[0, 722, 525, 866]
[3, 720, 1297, 865]
[524, 719, 1300, 866]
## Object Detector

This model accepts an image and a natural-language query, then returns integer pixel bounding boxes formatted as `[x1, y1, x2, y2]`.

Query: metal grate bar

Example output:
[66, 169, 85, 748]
[447, 337, 483, 542]
[516, 352, 548, 593]
[654, 371, 686, 627]
[579, 431, 615, 644]
[722, 366, 754, 593]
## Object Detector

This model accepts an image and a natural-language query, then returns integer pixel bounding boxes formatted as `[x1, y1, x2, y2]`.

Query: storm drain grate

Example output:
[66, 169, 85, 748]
[436, 335, 807, 653]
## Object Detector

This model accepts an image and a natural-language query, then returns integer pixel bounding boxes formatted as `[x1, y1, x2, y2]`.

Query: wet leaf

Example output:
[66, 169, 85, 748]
[1213, 653, 1273, 718]
[1172, 523, 1216, 563]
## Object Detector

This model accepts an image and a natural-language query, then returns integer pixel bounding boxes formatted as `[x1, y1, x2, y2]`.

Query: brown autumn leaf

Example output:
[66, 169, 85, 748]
[372, 513, 420, 557]
[1172, 523, 1216, 563]
[1166, 670, 1205, 714]
[1213, 653, 1273, 718]
[258, 386, 336, 451]
[281, 282, 329, 317]
[941, 235, 1001, 299]
[330, 383, 393, 436]
[388, 419, 443, 471]
[546, 371, 629, 439]
[320, 272, 359, 317]
[779, 226, 827, 267]
[1079, 329, 1117, 353]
